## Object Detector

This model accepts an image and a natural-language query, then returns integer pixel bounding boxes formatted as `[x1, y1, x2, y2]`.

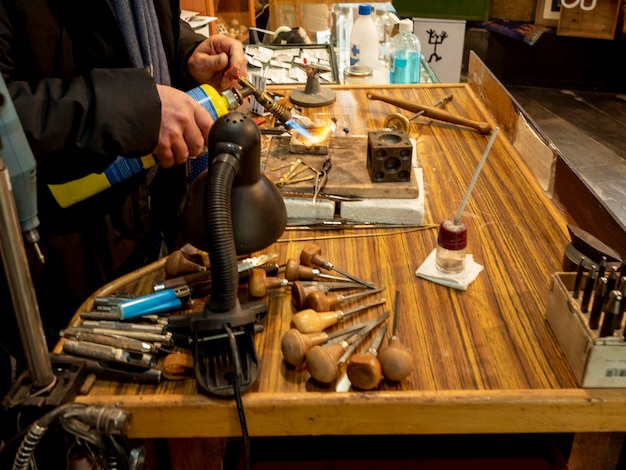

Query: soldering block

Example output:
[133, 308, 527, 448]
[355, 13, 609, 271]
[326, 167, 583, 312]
[283, 197, 335, 221]
[367, 130, 413, 183]
[340, 168, 424, 224]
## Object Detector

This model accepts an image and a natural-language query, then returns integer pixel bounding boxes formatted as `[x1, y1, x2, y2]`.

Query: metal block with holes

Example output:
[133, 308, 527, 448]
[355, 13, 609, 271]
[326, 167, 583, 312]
[366, 130, 413, 183]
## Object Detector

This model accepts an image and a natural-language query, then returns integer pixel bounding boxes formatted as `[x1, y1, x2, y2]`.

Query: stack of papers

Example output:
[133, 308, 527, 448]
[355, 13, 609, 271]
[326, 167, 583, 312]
[244, 44, 336, 84]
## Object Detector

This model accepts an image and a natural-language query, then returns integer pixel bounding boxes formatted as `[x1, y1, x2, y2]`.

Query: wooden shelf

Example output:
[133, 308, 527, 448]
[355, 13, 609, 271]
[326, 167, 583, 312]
[181, 0, 256, 37]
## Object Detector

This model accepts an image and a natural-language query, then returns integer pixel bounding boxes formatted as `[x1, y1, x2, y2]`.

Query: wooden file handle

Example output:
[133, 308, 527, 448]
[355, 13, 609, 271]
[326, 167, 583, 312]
[367, 91, 492, 134]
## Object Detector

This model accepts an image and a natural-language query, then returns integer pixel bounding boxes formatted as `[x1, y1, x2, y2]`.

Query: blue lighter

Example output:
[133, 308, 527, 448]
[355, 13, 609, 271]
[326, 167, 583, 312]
[112, 287, 190, 320]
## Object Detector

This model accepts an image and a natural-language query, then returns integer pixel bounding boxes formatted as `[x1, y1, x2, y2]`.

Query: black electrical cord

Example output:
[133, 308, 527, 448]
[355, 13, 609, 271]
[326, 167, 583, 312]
[226, 324, 250, 470]
[106, 433, 131, 470]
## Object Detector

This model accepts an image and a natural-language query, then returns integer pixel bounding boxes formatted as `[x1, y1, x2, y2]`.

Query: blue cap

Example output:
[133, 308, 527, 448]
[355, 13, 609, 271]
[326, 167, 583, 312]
[359, 4, 372, 15]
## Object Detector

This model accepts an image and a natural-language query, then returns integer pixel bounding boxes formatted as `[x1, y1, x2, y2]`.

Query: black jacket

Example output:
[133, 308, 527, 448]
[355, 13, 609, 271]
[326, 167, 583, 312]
[0, 0, 205, 353]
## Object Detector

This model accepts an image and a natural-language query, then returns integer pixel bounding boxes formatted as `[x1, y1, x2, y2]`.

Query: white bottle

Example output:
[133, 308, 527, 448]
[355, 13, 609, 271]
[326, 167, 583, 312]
[349, 4, 379, 67]
[389, 19, 421, 84]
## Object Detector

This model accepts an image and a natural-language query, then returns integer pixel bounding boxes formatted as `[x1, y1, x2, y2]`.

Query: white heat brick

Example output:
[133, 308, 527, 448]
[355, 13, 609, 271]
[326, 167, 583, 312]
[340, 168, 424, 224]
[283, 197, 335, 220]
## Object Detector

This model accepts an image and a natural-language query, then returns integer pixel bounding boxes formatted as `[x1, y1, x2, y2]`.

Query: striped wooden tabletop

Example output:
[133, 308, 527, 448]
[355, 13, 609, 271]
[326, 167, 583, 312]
[58, 84, 626, 439]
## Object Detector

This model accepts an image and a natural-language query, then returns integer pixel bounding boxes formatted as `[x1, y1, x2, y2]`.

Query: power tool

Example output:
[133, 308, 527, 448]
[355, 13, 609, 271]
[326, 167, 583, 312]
[0, 74, 43, 262]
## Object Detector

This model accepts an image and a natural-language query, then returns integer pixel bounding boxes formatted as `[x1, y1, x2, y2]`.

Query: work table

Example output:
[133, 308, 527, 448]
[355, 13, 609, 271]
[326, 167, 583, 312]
[54, 77, 626, 468]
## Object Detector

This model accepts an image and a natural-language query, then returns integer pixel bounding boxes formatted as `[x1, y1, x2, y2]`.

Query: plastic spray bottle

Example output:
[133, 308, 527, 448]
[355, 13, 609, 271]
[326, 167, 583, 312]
[389, 19, 421, 84]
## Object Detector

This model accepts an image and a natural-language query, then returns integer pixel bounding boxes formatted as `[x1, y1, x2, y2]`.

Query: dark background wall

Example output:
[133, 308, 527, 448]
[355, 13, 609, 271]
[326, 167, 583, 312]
[465, 26, 626, 92]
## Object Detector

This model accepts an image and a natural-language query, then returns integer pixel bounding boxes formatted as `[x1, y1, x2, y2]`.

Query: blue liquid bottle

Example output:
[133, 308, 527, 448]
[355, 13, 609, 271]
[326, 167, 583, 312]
[389, 19, 421, 84]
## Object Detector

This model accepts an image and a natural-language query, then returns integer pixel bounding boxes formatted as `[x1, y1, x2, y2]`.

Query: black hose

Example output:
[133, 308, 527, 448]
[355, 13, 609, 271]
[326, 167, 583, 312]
[12, 403, 85, 470]
[204, 152, 240, 313]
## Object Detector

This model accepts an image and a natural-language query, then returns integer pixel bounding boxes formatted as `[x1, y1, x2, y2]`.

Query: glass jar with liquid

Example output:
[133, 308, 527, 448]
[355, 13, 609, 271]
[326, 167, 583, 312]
[435, 219, 467, 274]
[343, 65, 373, 84]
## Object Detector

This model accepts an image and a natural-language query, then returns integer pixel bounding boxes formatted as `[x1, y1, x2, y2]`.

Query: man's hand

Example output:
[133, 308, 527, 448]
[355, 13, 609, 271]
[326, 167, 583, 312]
[153, 35, 248, 167]
[186, 34, 248, 91]
[152, 85, 213, 168]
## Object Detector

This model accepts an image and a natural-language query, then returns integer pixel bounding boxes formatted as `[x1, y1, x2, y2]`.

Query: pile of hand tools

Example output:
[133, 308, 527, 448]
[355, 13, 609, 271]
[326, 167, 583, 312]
[58, 242, 415, 391]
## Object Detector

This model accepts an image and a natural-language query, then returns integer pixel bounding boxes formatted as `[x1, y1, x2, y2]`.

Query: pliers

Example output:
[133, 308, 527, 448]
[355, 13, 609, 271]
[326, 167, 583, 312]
[313, 157, 332, 203]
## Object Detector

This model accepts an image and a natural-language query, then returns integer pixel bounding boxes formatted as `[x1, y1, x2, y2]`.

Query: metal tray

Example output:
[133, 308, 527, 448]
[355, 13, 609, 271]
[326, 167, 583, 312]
[244, 43, 339, 84]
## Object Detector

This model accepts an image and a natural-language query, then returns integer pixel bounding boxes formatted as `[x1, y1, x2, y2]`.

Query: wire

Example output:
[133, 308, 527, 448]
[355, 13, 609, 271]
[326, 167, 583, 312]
[226, 325, 251, 470]
[106, 434, 131, 470]
[277, 225, 438, 242]
[25, 375, 57, 398]
[7, 403, 133, 469]
[60, 418, 100, 447]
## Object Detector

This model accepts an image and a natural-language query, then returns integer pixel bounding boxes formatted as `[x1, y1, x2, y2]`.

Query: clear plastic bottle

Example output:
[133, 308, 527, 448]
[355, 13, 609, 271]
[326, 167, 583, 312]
[374, 9, 388, 61]
[376, 9, 393, 64]
[335, 6, 353, 71]
[349, 4, 379, 67]
[389, 19, 421, 84]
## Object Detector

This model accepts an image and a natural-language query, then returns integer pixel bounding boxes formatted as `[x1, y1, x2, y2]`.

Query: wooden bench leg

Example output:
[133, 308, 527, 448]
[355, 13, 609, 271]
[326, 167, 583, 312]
[568, 432, 626, 470]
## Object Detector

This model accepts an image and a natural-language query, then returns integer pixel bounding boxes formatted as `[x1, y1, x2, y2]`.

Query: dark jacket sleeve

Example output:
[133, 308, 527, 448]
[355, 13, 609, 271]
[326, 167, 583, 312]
[0, 0, 162, 182]
[152, 0, 206, 90]
[8, 69, 161, 183]
[176, 18, 207, 89]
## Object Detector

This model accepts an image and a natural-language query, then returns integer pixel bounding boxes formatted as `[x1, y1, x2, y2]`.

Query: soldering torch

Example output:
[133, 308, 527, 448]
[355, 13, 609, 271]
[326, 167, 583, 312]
[237, 76, 294, 125]
[0, 75, 43, 263]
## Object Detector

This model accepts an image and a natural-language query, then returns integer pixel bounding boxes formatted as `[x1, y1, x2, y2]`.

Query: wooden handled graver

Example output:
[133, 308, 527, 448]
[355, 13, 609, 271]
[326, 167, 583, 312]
[366, 91, 492, 134]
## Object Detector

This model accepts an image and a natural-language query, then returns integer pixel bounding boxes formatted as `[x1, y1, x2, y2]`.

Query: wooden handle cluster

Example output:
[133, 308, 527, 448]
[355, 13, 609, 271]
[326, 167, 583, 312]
[305, 287, 384, 312]
[164, 250, 206, 278]
[300, 243, 332, 270]
[345, 332, 414, 389]
[286, 258, 351, 283]
[248, 268, 289, 297]
[346, 352, 382, 390]
[377, 337, 414, 382]
[346, 325, 387, 390]
[281, 329, 329, 367]
[305, 341, 348, 384]
[305, 290, 342, 311]
[291, 309, 344, 334]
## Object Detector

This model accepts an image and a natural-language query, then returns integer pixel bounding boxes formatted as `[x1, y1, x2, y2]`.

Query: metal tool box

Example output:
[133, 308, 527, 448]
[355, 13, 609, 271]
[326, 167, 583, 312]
[546, 272, 626, 388]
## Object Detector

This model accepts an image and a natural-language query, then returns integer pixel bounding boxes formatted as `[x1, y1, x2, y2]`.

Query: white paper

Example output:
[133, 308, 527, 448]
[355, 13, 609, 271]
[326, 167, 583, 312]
[415, 249, 483, 290]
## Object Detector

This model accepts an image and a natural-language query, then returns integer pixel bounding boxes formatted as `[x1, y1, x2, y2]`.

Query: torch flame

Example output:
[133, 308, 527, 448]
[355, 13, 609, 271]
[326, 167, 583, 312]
[286, 120, 332, 147]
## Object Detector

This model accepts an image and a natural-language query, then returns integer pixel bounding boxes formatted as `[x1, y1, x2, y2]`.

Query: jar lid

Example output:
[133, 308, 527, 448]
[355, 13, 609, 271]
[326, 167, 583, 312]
[437, 219, 467, 250]
[344, 65, 373, 77]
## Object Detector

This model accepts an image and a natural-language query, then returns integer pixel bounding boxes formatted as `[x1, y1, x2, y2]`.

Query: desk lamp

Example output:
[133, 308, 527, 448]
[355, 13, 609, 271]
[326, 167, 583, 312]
[178, 112, 287, 397]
